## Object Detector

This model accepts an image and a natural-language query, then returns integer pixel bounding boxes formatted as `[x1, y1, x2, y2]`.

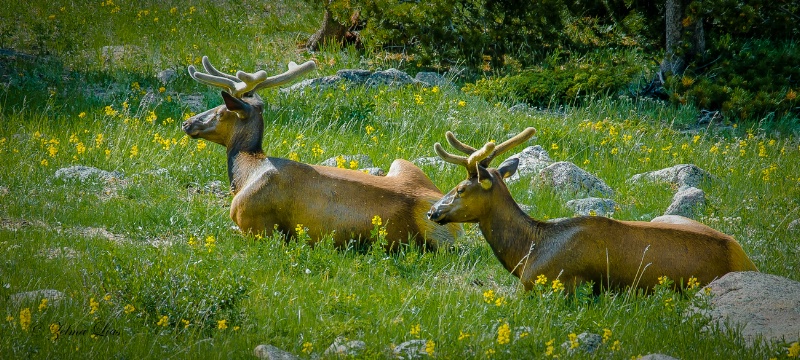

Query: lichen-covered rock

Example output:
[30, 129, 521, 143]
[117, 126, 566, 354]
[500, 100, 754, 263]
[788, 218, 800, 232]
[560, 332, 602, 355]
[366, 68, 418, 87]
[281, 75, 344, 93]
[535, 162, 613, 198]
[506, 145, 552, 183]
[324, 336, 367, 357]
[414, 72, 452, 88]
[413, 157, 450, 172]
[359, 167, 386, 176]
[156, 68, 177, 83]
[640, 354, 681, 360]
[628, 164, 710, 191]
[692, 271, 800, 345]
[565, 197, 617, 216]
[55, 166, 122, 182]
[253, 344, 299, 360]
[10, 289, 65, 307]
[393, 339, 430, 359]
[337, 69, 373, 83]
[664, 186, 705, 218]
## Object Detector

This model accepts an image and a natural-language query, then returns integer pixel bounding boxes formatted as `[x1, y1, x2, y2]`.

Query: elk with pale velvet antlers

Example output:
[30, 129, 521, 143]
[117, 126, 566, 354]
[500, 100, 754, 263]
[427, 127, 757, 293]
[182, 56, 461, 250]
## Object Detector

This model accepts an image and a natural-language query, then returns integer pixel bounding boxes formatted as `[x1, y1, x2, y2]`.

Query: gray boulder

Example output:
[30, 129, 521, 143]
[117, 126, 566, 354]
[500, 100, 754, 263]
[282, 75, 344, 93]
[788, 219, 800, 232]
[337, 69, 373, 83]
[565, 198, 617, 216]
[692, 271, 800, 345]
[414, 72, 452, 88]
[413, 157, 450, 172]
[324, 336, 366, 357]
[506, 145, 552, 183]
[156, 68, 178, 83]
[253, 344, 299, 360]
[664, 186, 705, 218]
[560, 332, 602, 355]
[535, 161, 614, 198]
[640, 355, 681, 360]
[360, 167, 386, 176]
[366, 68, 417, 87]
[393, 339, 430, 359]
[10, 289, 65, 307]
[55, 166, 122, 182]
[628, 164, 710, 191]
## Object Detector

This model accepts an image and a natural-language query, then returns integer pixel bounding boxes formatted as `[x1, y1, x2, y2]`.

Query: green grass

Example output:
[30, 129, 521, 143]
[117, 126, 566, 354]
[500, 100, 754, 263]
[1, 1, 799, 359]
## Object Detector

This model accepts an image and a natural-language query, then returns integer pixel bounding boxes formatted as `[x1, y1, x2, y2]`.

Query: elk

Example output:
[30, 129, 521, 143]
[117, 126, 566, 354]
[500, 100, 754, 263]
[427, 127, 758, 293]
[182, 56, 461, 250]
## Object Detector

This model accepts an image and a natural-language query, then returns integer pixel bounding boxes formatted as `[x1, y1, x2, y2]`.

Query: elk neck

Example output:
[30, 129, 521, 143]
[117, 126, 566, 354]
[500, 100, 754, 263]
[477, 186, 544, 278]
[226, 109, 266, 194]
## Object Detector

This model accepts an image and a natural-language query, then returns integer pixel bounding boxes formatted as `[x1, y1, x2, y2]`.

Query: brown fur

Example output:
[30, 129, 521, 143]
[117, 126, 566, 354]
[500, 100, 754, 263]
[428, 130, 757, 293]
[183, 93, 461, 250]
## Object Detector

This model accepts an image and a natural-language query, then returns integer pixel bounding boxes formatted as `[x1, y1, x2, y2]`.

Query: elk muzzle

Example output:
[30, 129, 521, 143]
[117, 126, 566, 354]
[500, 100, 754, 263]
[427, 192, 457, 224]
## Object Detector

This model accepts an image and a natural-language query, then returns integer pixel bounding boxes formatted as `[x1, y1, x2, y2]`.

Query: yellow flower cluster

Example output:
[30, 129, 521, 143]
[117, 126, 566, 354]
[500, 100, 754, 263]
[204, 235, 216, 253]
[157, 315, 169, 327]
[217, 319, 228, 330]
[302, 342, 313, 354]
[89, 297, 100, 314]
[19, 308, 31, 332]
[409, 323, 421, 337]
[568, 333, 579, 349]
[497, 322, 510, 345]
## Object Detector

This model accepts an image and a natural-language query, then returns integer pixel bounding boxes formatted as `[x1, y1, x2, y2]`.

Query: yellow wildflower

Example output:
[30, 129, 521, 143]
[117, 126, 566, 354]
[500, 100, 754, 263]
[552, 279, 564, 292]
[196, 140, 207, 151]
[658, 276, 670, 285]
[38, 298, 48, 312]
[497, 322, 510, 345]
[458, 331, 471, 340]
[410, 323, 420, 337]
[483, 289, 495, 303]
[124, 304, 135, 314]
[431, 86, 439, 93]
[302, 342, 313, 354]
[288, 152, 299, 161]
[545, 339, 555, 356]
[41, 159, 49, 167]
[217, 319, 228, 330]
[295, 224, 306, 237]
[181, 319, 190, 328]
[20, 308, 31, 332]
[365, 125, 375, 135]
[611, 340, 621, 351]
[602, 328, 612, 343]
[687, 277, 700, 290]
[205, 235, 216, 253]
[568, 333, 579, 349]
[425, 340, 435, 355]
[89, 297, 99, 314]
[50, 322, 60, 341]
[104, 105, 118, 117]
[535, 274, 548, 286]
[787, 342, 799, 357]
[157, 315, 168, 327]
[129, 145, 139, 158]
[349, 159, 358, 169]
[551, 143, 559, 150]
[372, 215, 382, 226]
[494, 296, 505, 307]
[76, 142, 86, 155]
[78, 111, 86, 118]
[335, 155, 345, 168]
[188, 235, 197, 247]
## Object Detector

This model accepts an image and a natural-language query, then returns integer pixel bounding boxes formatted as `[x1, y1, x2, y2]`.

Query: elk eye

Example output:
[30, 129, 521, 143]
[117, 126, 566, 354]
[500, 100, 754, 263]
[456, 186, 465, 194]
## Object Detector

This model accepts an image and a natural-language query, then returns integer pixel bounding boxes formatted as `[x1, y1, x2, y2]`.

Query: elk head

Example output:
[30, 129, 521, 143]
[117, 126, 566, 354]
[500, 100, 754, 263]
[182, 56, 316, 148]
[427, 128, 536, 224]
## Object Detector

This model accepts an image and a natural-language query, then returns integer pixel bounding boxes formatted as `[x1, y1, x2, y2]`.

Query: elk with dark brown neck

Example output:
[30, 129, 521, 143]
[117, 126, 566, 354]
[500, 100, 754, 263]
[427, 128, 757, 292]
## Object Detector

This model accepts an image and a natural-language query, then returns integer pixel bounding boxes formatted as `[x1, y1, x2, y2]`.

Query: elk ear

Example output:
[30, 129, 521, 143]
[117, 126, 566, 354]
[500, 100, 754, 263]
[221, 91, 251, 118]
[477, 165, 493, 190]
[497, 158, 520, 180]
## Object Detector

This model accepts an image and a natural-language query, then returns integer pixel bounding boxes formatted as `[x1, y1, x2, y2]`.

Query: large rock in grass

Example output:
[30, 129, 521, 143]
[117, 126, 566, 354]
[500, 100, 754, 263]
[55, 165, 122, 182]
[506, 145, 552, 183]
[9, 289, 65, 307]
[664, 186, 705, 218]
[565, 197, 617, 216]
[534, 161, 613, 198]
[693, 271, 800, 345]
[320, 154, 374, 169]
[628, 164, 710, 191]
[393, 339, 430, 359]
[253, 344, 298, 360]
[324, 336, 366, 357]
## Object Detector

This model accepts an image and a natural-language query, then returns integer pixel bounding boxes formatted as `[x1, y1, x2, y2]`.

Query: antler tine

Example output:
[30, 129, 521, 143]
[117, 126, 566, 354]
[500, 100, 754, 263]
[467, 142, 496, 171]
[445, 131, 478, 155]
[480, 127, 536, 167]
[188, 61, 237, 95]
[251, 60, 317, 93]
[434, 142, 469, 168]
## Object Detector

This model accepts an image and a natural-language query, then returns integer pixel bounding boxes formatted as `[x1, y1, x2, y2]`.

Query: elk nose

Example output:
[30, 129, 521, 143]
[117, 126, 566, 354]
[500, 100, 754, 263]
[427, 209, 439, 221]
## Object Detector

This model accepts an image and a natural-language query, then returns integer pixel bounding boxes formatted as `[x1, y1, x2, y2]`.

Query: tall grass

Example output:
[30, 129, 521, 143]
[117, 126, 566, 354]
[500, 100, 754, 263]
[1, 1, 798, 359]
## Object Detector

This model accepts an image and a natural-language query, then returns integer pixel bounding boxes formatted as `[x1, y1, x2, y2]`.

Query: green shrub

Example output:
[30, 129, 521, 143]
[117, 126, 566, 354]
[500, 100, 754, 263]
[463, 49, 649, 106]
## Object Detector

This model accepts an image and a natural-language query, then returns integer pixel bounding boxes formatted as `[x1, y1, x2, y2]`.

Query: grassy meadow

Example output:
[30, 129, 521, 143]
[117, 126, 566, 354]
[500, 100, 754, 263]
[1, 1, 799, 359]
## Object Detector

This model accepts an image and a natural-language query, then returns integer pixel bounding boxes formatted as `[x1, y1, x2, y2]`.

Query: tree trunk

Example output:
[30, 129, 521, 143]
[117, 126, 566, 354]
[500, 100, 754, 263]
[661, 0, 685, 75]
[306, 8, 349, 51]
